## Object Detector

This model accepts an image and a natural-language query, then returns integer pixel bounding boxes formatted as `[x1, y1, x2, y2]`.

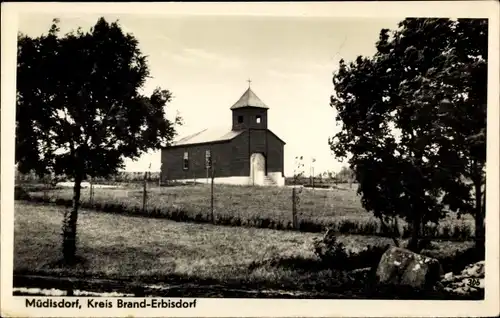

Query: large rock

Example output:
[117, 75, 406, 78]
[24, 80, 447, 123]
[440, 261, 485, 297]
[375, 247, 443, 291]
[461, 261, 485, 278]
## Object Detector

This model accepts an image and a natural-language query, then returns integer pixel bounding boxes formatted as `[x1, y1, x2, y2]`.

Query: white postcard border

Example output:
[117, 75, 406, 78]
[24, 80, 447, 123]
[1, 2, 499, 317]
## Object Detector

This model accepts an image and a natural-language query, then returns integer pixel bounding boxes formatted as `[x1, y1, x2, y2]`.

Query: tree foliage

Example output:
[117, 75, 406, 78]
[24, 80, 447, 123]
[335, 166, 355, 184]
[17, 18, 179, 178]
[329, 18, 487, 250]
[16, 17, 180, 262]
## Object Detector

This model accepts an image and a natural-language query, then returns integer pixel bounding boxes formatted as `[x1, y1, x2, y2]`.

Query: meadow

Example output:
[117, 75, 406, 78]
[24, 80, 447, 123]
[14, 202, 475, 298]
[22, 182, 475, 240]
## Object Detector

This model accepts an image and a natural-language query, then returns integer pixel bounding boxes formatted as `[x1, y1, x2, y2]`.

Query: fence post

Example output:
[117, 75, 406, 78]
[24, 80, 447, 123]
[292, 187, 297, 229]
[142, 171, 147, 213]
[210, 165, 215, 223]
[311, 166, 315, 190]
[89, 178, 94, 206]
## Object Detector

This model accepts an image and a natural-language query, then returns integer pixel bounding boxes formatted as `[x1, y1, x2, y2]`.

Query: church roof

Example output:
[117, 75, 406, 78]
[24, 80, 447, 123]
[230, 87, 269, 110]
[171, 127, 243, 147]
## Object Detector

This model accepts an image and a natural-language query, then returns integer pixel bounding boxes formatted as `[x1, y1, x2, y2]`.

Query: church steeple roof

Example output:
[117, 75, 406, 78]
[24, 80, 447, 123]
[230, 87, 269, 110]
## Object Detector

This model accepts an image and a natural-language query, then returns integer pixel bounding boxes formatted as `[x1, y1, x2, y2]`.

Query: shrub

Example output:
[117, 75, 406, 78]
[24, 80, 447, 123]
[313, 230, 390, 271]
[348, 244, 390, 270]
[298, 219, 323, 232]
[15, 186, 31, 200]
[423, 222, 439, 238]
[422, 245, 484, 274]
[338, 219, 357, 233]
[313, 229, 349, 266]
[441, 224, 452, 239]
[452, 223, 471, 240]
[361, 220, 379, 236]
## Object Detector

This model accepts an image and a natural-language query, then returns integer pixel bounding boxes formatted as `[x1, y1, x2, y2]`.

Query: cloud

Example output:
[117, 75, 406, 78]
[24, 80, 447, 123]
[164, 47, 242, 69]
[183, 48, 219, 60]
[266, 69, 313, 81]
[263, 58, 339, 82]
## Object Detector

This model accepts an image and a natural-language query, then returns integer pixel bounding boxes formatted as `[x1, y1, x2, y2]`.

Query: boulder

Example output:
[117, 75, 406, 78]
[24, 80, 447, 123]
[443, 272, 454, 281]
[439, 260, 485, 297]
[461, 261, 484, 278]
[375, 247, 442, 291]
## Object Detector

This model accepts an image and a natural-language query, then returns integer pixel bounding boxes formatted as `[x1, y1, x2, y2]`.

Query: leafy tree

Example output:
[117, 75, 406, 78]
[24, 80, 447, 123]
[336, 166, 355, 187]
[329, 18, 487, 251]
[415, 19, 488, 247]
[16, 18, 181, 263]
[327, 170, 335, 181]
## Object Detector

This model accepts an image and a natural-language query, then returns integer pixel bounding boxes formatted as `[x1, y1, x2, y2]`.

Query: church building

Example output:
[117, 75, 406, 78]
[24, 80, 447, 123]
[160, 86, 286, 186]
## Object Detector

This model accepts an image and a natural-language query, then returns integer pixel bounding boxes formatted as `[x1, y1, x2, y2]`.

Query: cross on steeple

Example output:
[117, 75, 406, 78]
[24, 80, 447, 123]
[247, 79, 252, 88]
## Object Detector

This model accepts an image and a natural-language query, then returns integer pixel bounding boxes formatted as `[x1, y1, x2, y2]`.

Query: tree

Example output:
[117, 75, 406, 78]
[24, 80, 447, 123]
[421, 19, 487, 247]
[336, 166, 355, 187]
[16, 18, 181, 263]
[329, 18, 487, 251]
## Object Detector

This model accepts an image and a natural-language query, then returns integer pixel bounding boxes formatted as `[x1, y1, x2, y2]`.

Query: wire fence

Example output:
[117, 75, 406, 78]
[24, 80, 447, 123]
[16, 170, 476, 241]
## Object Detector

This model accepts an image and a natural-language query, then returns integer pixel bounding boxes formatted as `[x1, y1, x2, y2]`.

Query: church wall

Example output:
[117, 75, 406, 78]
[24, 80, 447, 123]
[247, 129, 284, 176]
[249, 129, 267, 155]
[228, 131, 250, 176]
[161, 129, 285, 184]
[266, 131, 285, 176]
[161, 141, 235, 182]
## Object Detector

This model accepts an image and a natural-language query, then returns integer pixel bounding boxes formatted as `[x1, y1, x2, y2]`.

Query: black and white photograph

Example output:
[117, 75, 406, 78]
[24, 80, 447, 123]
[1, 2, 499, 317]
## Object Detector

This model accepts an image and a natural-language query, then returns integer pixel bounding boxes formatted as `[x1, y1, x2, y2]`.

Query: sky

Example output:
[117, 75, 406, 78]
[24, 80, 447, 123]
[18, 13, 404, 177]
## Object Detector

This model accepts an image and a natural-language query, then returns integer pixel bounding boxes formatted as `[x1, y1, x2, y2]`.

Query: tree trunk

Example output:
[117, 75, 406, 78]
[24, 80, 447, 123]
[474, 179, 485, 249]
[62, 171, 82, 264]
[407, 207, 421, 252]
[292, 187, 297, 229]
[378, 215, 400, 247]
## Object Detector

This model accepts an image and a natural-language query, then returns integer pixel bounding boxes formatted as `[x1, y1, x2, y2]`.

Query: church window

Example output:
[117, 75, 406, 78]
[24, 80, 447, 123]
[183, 152, 189, 170]
[237, 115, 243, 123]
[205, 150, 212, 169]
[256, 115, 261, 124]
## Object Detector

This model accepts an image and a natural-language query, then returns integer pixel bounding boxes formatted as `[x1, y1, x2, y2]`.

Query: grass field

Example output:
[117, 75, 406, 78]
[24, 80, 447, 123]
[14, 202, 475, 297]
[23, 183, 475, 239]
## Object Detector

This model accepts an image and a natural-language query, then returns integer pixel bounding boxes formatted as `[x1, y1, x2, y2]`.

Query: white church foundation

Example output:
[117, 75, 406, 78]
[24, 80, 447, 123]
[266, 172, 285, 186]
[166, 174, 285, 187]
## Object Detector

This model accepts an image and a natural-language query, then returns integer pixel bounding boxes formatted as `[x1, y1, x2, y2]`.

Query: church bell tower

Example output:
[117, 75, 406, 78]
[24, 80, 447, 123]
[230, 82, 269, 131]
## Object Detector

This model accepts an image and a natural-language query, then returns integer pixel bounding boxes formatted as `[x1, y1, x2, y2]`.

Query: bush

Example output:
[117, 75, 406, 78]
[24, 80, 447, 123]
[15, 186, 31, 200]
[313, 229, 391, 271]
[422, 245, 484, 274]
[313, 229, 349, 266]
